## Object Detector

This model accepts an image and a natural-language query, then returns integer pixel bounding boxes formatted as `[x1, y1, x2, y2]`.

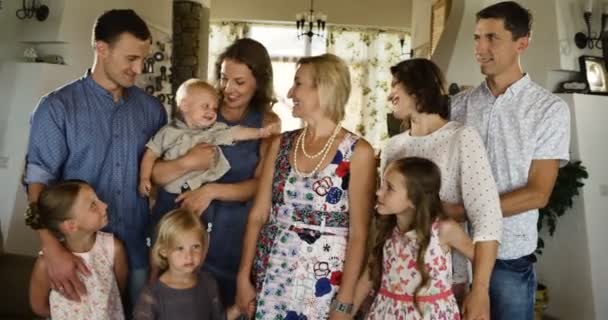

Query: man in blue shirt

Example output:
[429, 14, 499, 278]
[24, 9, 167, 308]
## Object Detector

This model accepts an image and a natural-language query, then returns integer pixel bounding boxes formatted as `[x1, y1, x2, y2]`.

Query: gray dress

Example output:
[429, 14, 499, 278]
[133, 271, 225, 320]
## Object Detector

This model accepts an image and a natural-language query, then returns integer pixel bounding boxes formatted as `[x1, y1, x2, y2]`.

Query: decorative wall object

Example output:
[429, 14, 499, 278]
[136, 28, 173, 117]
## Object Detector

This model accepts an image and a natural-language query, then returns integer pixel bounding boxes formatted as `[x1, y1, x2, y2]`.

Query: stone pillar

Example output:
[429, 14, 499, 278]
[172, 0, 210, 90]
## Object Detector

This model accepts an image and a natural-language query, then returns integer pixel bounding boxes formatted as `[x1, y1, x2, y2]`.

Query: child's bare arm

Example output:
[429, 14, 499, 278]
[439, 219, 475, 260]
[113, 237, 129, 294]
[139, 149, 159, 196]
[29, 256, 51, 317]
[353, 266, 374, 314]
[230, 123, 280, 142]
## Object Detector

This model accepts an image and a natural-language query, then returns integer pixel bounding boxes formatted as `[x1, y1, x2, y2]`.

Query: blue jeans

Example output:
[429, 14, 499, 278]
[489, 254, 536, 320]
[126, 267, 148, 319]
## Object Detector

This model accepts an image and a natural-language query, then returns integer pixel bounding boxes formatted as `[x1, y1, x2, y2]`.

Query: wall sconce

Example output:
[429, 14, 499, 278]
[574, 2, 608, 49]
[16, 0, 49, 21]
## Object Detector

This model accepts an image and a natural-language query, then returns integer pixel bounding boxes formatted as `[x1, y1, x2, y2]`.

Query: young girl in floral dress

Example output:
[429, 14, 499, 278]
[354, 157, 474, 319]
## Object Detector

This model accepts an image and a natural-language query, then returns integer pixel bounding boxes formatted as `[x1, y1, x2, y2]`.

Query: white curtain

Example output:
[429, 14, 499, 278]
[207, 21, 250, 81]
[327, 27, 410, 151]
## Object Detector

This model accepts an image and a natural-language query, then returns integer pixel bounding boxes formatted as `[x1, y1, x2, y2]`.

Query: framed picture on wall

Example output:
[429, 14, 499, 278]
[579, 55, 608, 94]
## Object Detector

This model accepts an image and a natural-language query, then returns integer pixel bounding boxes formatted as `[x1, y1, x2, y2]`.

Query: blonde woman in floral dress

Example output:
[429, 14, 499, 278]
[235, 53, 376, 320]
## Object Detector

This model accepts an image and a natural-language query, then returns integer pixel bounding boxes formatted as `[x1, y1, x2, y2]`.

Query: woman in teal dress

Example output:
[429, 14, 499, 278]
[151, 38, 280, 306]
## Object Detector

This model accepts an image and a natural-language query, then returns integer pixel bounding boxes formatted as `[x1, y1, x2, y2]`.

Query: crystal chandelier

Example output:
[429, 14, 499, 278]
[296, 0, 327, 41]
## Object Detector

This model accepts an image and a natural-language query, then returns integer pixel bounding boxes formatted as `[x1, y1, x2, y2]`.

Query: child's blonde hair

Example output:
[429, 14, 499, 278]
[151, 208, 208, 271]
[175, 78, 218, 107]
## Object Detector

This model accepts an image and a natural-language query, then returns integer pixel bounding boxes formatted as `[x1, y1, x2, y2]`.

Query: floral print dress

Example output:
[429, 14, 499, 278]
[49, 232, 124, 320]
[367, 221, 460, 320]
[252, 130, 359, 320]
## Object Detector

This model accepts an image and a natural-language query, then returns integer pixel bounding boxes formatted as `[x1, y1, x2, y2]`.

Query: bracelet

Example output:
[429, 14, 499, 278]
[330, 299, 353, 314]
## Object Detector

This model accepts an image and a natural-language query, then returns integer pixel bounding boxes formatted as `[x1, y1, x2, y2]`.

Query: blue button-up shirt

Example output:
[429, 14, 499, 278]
[25, 73, 167, 268]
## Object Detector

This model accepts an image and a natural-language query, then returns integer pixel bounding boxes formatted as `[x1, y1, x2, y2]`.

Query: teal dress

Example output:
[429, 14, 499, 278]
[202, 109, 263, 306]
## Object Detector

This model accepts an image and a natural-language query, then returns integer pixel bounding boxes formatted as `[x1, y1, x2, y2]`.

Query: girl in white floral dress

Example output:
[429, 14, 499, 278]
[29, 180, 127, 320]
[235, 54, 376, 320]
[354, 158, 474, 320]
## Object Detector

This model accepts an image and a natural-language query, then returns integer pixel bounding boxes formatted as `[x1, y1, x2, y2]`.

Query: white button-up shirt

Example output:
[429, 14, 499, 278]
[451, 74, 570, 259]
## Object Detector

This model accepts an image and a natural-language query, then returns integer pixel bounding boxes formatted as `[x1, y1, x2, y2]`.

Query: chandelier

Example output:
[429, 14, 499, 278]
[296, 0, 327, 41]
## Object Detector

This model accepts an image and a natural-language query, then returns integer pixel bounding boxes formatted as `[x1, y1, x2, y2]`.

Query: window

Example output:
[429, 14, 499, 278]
[249, 24, 326, 132]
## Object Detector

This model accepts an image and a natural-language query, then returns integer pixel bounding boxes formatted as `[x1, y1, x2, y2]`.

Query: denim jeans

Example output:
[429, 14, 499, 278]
[489, 254, 536, 320]
[126, 267, 148, 319]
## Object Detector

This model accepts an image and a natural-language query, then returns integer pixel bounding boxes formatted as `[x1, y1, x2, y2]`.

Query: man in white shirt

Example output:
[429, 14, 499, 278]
[451, 2, 570, 320]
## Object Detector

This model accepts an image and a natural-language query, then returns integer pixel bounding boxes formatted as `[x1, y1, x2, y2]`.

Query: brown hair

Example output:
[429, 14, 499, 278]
[390, 58, 449, 125]
[214, 38, 276, 112]
[368, 157, 446, 311]
[297, 53, 351, 123]
[30, 180, 89, 235]
[151, 209, 208, 271]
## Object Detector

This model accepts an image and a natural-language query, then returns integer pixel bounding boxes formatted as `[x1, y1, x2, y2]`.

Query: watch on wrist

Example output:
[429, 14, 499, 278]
[331, 299, 353, 314]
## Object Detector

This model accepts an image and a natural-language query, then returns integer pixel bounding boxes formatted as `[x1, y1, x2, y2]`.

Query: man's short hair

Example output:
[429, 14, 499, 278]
[92, 9, 151, 46]
[476, 1, 533, 40]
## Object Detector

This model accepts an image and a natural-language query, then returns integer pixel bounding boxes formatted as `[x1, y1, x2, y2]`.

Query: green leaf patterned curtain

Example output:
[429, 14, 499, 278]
[327, 27, 410, 151]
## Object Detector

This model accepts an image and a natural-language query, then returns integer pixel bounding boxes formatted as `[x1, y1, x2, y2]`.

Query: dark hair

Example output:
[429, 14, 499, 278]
[390, 58, 449, 121]
[214, 38, 277, 112]
[92, 9, 151, 46]
[476, 1, 533, 40]
[30, 180, 89, 235]
[368, 157, 446, 312]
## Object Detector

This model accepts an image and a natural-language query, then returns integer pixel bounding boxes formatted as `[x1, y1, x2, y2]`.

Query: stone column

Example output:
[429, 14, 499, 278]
[172, 0, 210, 91]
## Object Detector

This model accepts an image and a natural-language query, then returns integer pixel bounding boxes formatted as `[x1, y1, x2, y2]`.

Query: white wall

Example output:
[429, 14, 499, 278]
[410, 0, 431, 54]
[0, 0, 173, 255]
[432, 0, 562, 88]
[210, 0, 412, 29]
[0, 0, 27, 155]
[538, 93, 608, 320]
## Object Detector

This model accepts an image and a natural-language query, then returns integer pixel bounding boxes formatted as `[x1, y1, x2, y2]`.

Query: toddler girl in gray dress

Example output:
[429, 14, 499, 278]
[134, 209, 247, 320]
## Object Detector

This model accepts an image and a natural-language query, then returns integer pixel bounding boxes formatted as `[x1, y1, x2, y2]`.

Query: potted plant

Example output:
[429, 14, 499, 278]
[534, 160, 588, 319]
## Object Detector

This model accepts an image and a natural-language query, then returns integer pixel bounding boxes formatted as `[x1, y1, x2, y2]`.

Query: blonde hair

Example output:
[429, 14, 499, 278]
[297, 53, 351, 122]
[151, 209, 208, 271]
[174, 78, 218, 119]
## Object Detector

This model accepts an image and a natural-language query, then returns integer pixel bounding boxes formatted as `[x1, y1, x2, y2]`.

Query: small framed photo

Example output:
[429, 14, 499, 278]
[579, 55, 608, 94]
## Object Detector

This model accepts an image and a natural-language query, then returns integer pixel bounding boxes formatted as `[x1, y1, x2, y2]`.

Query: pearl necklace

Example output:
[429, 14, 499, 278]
[293, 124, 342, 178]
[301, 124, 340, 159]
